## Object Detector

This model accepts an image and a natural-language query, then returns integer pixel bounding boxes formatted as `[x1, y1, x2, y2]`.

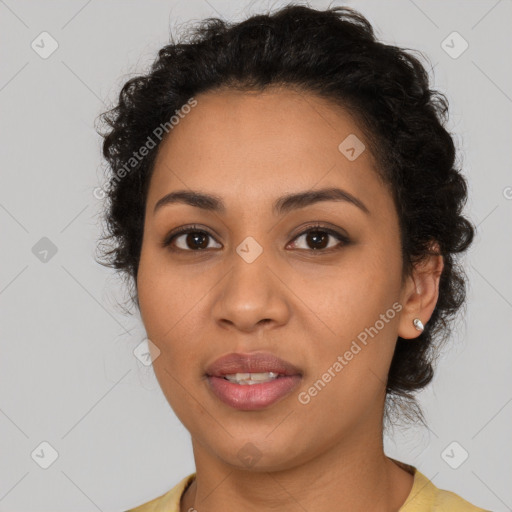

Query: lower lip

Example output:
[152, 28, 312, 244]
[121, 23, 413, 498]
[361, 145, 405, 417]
[206, 375, 302, 410]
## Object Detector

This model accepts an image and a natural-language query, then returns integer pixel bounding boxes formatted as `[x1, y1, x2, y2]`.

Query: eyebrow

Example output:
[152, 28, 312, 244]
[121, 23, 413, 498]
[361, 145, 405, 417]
[153, 187, 370, 216]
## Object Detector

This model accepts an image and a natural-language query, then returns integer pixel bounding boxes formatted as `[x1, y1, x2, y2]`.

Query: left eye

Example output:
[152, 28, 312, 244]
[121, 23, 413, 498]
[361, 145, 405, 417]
[288, 228, 348, 251]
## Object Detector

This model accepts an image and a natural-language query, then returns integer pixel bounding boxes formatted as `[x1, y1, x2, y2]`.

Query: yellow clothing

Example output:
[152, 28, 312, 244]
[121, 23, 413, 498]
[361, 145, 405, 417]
[126, 466, 490, 512]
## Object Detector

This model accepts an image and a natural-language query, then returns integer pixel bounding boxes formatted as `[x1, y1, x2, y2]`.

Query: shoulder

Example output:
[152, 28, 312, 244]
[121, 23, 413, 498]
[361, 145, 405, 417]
[124, 468, 491, 512]
[400, 468, 491, 512]
[125, 473, 196, 512]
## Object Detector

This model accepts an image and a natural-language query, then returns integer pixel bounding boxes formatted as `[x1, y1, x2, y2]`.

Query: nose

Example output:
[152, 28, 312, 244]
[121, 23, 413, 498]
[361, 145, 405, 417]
[211, 252, 291, 333]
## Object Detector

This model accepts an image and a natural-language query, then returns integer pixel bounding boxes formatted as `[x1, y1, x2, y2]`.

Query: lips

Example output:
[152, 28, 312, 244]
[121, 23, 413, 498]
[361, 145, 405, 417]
[204, 352, 303, 410]
[205, 351, 303, 378]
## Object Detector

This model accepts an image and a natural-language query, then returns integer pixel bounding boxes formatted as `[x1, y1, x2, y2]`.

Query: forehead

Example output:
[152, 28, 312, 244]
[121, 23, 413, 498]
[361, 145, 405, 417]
[148, 87, 387, 214]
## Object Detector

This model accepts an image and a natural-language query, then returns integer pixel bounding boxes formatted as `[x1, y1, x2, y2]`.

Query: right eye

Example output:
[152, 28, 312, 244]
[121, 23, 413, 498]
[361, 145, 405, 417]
[162, 225, 222, 252]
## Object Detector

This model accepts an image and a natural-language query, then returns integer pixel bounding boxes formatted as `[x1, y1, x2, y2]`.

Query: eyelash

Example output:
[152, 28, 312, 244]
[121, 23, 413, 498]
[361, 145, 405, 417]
[161, 223, 350, 254]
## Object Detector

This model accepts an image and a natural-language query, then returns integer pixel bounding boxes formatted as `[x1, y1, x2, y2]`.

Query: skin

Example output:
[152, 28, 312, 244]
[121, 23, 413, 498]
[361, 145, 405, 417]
[136, 86, 444, 512]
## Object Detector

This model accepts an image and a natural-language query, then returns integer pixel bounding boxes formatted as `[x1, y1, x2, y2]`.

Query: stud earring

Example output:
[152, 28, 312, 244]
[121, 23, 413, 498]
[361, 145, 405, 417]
[413, 318, 424, 332]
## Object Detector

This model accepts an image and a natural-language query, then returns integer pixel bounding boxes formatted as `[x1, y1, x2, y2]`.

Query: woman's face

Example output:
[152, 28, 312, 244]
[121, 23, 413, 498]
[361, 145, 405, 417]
[137, 87, 418, 470]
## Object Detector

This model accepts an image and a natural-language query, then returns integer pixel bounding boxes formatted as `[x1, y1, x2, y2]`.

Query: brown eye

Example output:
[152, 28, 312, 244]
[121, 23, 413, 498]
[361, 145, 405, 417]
[178, 231, 210, 250]
[305, 230, 330, 250]
[162, 226, 222, 252]
[288, 226, 349, 252]
[162, 224, 349, 254]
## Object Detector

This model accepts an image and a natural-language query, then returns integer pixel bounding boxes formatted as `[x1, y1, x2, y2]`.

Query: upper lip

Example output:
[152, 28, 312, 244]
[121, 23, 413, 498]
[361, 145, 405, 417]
[205, 352, 302, 377]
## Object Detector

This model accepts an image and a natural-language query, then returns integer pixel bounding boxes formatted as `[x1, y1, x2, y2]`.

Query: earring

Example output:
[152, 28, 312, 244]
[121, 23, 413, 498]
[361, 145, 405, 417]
[413, 318, 424, 332]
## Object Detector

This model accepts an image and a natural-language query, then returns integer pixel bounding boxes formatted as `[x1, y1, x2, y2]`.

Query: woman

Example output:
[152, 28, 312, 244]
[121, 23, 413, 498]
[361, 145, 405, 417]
[97, 4, 489, 511]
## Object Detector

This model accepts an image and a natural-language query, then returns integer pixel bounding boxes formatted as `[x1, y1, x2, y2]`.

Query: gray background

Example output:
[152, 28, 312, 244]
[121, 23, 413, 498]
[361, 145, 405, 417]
[1, 0, 511, 511]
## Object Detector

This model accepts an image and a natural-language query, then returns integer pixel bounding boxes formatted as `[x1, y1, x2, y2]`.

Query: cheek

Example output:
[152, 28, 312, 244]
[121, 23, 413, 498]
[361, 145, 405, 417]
[137, 245, 203, 340]
[292, 243, 402, 339]
[137, 256, 202, 416]
[136, 248, 215, 402]
[293, 246, 403, 401]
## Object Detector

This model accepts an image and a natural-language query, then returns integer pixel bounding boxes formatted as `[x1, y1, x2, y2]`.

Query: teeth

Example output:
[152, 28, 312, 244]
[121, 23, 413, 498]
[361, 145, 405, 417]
[224, 372, 280, 385]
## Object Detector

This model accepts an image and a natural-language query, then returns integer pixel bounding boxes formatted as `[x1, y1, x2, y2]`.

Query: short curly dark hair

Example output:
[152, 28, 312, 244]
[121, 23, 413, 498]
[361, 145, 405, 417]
[96, 3, 475, 428]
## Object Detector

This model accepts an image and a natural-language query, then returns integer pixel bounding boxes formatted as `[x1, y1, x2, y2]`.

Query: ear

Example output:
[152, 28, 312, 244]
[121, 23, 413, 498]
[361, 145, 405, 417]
[397, 242, 444, 340]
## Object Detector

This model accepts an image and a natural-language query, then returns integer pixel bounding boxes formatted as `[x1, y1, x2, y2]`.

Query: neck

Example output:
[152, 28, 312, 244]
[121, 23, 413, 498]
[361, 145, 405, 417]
[180, 425, 414, 512]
